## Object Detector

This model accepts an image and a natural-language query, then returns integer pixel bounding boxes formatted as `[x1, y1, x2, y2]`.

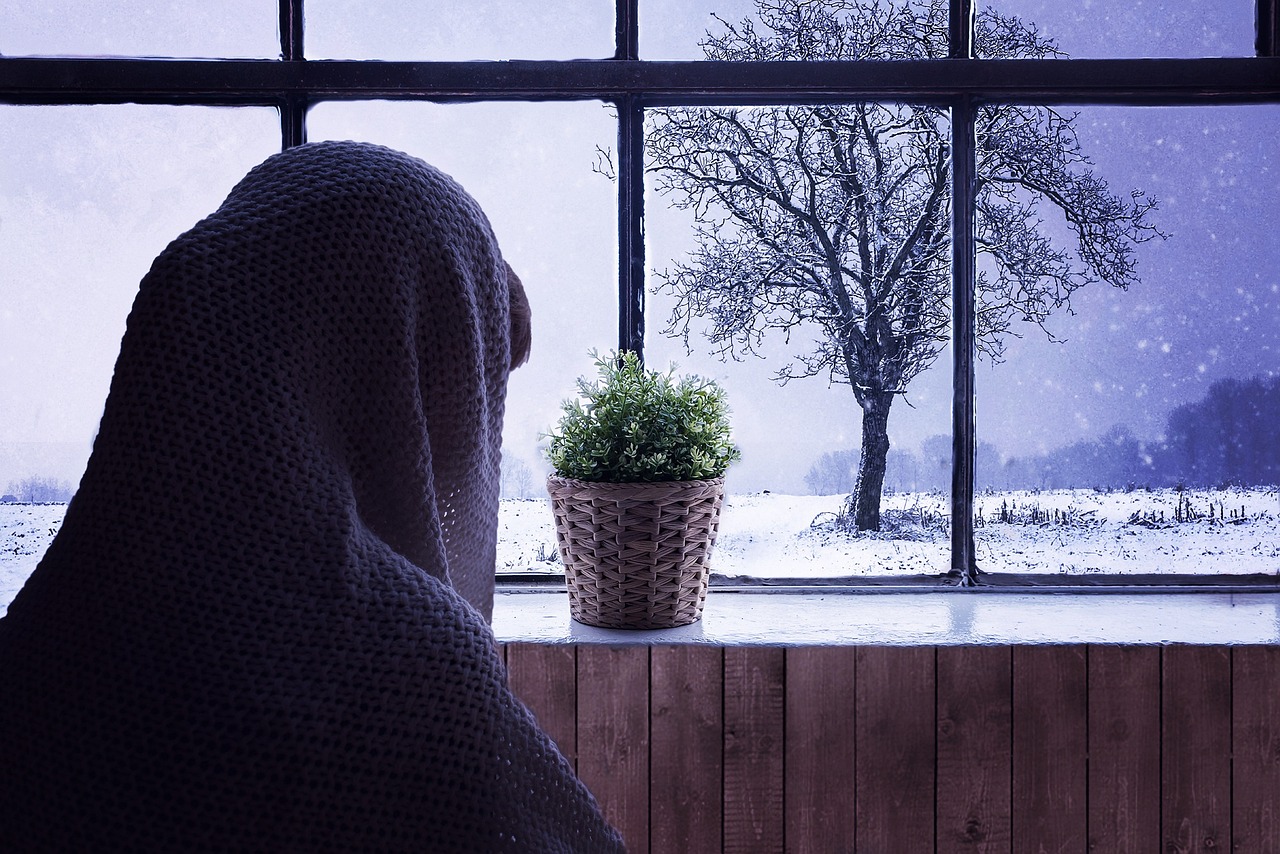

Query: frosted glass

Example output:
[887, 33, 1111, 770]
[3, 0, 278, 58]
[307, 0, 614, 60]
[1, 104, 279, 458]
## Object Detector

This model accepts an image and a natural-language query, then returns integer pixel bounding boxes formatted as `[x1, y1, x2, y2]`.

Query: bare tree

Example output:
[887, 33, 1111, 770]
[804, 448, 858, 495]
[500, 454, 537, 500]
[647, 0, 1160, 530]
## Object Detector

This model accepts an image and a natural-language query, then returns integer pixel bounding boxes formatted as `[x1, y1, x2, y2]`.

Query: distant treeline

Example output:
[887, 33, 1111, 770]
[807, 374, 1280, 494]
[2, 475, 75, 503]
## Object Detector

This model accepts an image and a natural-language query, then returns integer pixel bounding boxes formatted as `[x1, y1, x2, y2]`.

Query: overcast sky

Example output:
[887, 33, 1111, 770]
[2, 0, 1275, 494]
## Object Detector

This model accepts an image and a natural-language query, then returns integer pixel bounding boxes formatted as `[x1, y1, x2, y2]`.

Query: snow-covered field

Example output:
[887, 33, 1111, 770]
[1, 503, 67, 616]
[5, 487, 1278, 615]
[500, 487, 1280, 578]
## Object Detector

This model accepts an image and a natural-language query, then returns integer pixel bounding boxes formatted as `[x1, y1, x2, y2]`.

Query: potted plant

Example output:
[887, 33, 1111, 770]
[543, 351, 740, 629]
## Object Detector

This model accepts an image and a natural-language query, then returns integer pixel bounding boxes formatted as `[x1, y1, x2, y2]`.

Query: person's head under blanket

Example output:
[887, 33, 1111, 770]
[0, 140, 623, 852]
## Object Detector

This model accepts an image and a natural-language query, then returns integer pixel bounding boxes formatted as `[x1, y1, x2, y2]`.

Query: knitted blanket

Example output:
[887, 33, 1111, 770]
[0, 141, 624, 852]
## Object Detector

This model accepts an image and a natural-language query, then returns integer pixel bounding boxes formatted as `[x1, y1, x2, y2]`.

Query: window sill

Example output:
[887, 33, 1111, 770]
[492, 587, 1280, 645]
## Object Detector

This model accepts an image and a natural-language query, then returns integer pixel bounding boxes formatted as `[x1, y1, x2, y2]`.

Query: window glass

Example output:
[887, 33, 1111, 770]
[980, 0, 1256, 59]
[2, 0, 278, 58]
[2, 6, 1273, 595]
[973, 105, 1280, 575]
[646, 103, 952, 579]
[646, 0, 1257, 62]
[643, 0, 951, 60]
[0, 105, 279, 614]
[306, 0, 614, 60]
[308, 101, 618, 574]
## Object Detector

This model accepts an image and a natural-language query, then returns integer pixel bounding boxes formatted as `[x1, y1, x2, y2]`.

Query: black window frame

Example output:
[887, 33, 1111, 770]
[4, 0, 1278, 591]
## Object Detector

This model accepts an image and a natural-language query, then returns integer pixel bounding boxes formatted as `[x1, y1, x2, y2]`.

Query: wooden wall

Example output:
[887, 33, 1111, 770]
[500, 644, 1280, 854]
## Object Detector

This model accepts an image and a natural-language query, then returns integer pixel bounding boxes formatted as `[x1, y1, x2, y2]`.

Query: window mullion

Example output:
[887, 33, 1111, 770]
[949, 0, 978, 585]
[1261, 0, 1280, 57]
[280, 0, 304, 61]
[280, 98, 307, 150]
[616, 0, 643, 360]
[949, 96, 978, 585]
[280, 0, 307, 149]
[617, 96, 645, 360]
[616, 0, 638, 61]
[949, 0, 975, 59]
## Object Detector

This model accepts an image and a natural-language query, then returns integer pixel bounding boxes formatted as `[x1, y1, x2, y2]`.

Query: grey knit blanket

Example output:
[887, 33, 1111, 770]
[0, 141, 624, 852]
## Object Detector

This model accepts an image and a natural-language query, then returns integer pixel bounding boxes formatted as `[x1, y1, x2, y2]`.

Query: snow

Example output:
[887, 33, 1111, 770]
[500, 487, 1280, 579]
[0, 503, 65, 616]
[4, 487, 1278, 616]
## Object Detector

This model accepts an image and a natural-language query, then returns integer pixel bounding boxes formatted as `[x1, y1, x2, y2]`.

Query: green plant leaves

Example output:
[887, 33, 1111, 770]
[544, 351, 741, 483]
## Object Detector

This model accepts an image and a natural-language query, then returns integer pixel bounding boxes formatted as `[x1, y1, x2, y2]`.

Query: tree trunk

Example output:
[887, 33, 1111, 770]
[846, 392, 893, 531]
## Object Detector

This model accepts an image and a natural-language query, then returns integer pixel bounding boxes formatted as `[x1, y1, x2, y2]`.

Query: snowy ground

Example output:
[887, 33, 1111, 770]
[1, 503, 67, 616]
[500, 486, 1280, 578]
[5, 487, 1279, 616]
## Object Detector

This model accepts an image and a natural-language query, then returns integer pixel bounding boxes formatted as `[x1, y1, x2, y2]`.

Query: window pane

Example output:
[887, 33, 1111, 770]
[0, 105, 279, 614]
[306, 0, 614, 60]
[3, 0, 278, 58]
[980, 0, 1256, 59]
[646, 103, 953, 579]
[308, 101, 618, 575]
[974, 105, 1280, 576]
[643, 0, 951, 60]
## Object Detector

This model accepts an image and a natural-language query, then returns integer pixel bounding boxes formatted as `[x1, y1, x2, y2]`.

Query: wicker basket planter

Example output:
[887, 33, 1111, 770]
[547, 475, 725, 629]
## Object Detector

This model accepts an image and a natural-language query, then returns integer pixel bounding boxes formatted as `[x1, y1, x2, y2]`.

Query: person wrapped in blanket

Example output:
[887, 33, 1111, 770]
[0, 140, 624, 853]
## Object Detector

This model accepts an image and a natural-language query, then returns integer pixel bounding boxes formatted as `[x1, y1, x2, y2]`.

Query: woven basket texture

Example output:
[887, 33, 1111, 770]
[546, 475, 725, 629]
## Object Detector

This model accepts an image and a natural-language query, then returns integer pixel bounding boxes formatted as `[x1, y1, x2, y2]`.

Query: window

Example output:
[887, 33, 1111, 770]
[306, 0, 614, 60]
[978, 0, 1257, 59]
[973, 104, 1279, 576]
[6, 0, 277, 58]
[2, 1, 1277, 606]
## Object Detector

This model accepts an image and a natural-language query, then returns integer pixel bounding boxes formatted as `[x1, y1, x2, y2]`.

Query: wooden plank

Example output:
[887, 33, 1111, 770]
[1162, 645, 1231, 854]
[1233, 646, 1280, 854]
[650, 645, 724, 854]
[723, 646, 785, 854]
[936, 645, 1012, 854]
[785, 646, 857, 854]
[1087, 645, 1161, 853]
[856, 646, 936, 854]
[506, 643, 578, 768]
[1012, 645, 1086, 853]
[577, 645, 650, 853]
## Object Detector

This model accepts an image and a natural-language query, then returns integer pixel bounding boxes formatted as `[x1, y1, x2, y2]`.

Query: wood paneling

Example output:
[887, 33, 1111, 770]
[651, 645, 724, 854]
[1234, 646, 1280, 854]
[1162, 646, 1231, 854]
[723, 646, 785, 854]
[1012, 645, 1086, 853]
[856, 646, 935, 854]
[785, 646, 856, 854]
[1088, 645, 1161, 853]
[505, 643, 578, 767]
[499, 643, 1280, 853]
[577, 645, 650, 853]
[937, 645, 1012, 853]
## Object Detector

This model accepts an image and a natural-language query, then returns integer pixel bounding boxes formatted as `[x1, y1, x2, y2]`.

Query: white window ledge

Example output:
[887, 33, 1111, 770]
[493, 589, 1280, 645]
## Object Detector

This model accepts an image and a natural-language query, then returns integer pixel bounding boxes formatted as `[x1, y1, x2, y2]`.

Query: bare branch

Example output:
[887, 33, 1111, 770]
[643, 0, 1161, 530]
[592, 145, 616, 183]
